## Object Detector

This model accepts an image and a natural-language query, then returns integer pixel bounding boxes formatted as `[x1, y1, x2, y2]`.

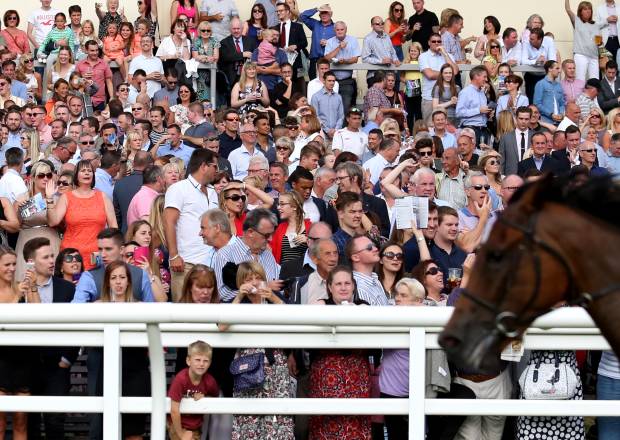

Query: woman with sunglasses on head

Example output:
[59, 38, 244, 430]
[192, 22, 220, 101]
[411, 259, 447, 306]
[135, 0, 159, 41]
[54, 247, 84, 284]
[46, 160, 117, 270]
[16, 54, 42, 104]
[243, 3, 268, 45]
[495, 74, 529, 117]
[375, 242, 405, 303]
[0, 11, 29, 57]
[14, 160, 59, 280]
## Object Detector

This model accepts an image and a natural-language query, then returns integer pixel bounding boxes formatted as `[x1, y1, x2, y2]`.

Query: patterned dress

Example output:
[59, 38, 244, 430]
[308, 350, 371, 439]
[192, 37, 220, 100]
[231, 348, 294, 440]
[516, 350, 585, 440]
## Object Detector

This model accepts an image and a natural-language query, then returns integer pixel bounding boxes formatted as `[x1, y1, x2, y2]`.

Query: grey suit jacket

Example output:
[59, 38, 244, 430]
[499, 129, 534, 176]
[598, 77, 620, 113]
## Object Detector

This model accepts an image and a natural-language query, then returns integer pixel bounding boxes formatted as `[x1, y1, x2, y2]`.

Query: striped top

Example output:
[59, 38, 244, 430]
[41, 27, 76, 54]
[280, 234, 307, 264]
[213, 237, 280, 302]
[353, 271, 389, 306]
[598, 351, 620, 380]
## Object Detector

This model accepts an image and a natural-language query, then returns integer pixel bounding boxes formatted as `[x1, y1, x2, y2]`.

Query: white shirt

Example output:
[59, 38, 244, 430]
[28, 7, 60, 45]
[515, 128, 530, 161]
[501, 41, 522, 64]
[199, 0, 239, 42]
[300, 271, 328, 304]
[228, 145, 265, 180]
[419, 49, 455, 101]
[303, 197, 321, 223]
[278, 20, 292, 47]
[128, 54, 164, 98]
[307, 78, 339, 103]
[0, 169, 28, 204]
[164, 175, 218, 264]
[363, 154, 395, 185]
[331, 127, 368, 156]
[557, 117, 578, 132]
[521, 36, 556, 65]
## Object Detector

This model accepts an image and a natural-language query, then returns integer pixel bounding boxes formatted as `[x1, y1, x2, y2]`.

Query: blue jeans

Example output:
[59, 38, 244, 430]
[597, 374, 620, 439]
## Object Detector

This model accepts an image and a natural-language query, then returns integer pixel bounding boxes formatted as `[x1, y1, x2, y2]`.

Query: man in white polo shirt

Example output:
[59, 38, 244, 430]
[163, 149, 219, 300]
[331, 107, 368, 157]
[128, 35, 164, 99]
[363, 137, 400, 185]
[419, 32, 459, 121]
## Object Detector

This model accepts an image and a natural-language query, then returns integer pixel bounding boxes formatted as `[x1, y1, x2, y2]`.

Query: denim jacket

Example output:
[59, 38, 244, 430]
[533, 76, 566, 124]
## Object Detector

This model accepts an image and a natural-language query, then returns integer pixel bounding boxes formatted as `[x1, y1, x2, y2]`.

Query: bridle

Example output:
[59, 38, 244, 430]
[460, 212, 620, 338]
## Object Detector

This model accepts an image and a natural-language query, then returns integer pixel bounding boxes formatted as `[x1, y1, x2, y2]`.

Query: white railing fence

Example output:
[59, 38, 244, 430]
[0, 304, 616, 440]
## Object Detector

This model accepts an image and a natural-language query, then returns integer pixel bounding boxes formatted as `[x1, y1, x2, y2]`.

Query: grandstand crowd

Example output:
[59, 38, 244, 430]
[0, 0, 618, 438]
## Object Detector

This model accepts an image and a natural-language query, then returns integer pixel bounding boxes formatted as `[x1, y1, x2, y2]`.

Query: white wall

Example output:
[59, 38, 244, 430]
[13, 0, 581, 59]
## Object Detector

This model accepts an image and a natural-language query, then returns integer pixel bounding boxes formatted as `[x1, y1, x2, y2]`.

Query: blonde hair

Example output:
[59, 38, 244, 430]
[15, 53, 35, 82]
[279, 191, 305, 233]
[53, 46, 74, 73]
[380, 118, 400, 134]
[187, 340, 213, 358]
[496, 110, 516, 138]
[243, 175, 265, 191]
[395, 278, 426, 301]
[28, 160, 53, 197]
[607, 108, 620, 132]
[149, 195, 166, 248]
[163, 160, 183, 179]
[123, 130, 142, 151]
[439, 8, 460, 29]
[236, 261, 267, 287]
[239, 62, 259, 92]
[219, 183, 247, 218]
[22, 128, 41, 169]
[404, 41, 423, 62]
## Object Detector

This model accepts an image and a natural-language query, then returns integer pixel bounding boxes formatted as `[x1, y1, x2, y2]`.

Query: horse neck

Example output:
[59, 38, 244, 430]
[550, 212, 620, 353]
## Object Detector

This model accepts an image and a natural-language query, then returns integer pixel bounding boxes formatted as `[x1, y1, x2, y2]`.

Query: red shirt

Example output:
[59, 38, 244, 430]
[168, 368, 220, 430]
[75, 58, 113, 106]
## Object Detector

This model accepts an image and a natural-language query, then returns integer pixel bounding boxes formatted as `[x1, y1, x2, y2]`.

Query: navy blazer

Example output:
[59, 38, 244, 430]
[39, 277, 78, 365]
[271, 21, 308, 73]
[517, 155, 562, 177]
[113, 171, 143, 232]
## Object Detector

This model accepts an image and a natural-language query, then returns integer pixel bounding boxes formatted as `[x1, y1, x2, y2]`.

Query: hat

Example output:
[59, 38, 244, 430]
[383, 128, 400, 137]
[585, 78, 601, 90]
[318, 4, 333, 13]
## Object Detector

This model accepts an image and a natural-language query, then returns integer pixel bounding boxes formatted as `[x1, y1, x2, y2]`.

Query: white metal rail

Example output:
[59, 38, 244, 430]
[0, 304, 616, 440]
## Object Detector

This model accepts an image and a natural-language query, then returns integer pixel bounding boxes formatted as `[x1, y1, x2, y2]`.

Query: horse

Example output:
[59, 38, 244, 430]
[438, 174, 620, 373]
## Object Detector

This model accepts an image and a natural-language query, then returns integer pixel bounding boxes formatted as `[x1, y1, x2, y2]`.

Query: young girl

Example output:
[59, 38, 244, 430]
[125, 220, 152, 248]
[119, 22, 135, 65]
[431, 63, 461, 125]
[132, 19, 150, 57]
[494, 63, 512, 96]
[103, 22, 127, 80]
[401, 42, 423, 132]
[78, 20, 103, 60]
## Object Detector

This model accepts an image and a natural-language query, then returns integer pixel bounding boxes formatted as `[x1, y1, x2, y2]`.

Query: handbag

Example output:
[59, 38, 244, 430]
[229, 349, 276, 393]
[518, 351, 578, 400]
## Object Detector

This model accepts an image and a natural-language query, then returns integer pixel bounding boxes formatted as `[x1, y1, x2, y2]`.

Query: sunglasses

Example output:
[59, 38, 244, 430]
[430, 39, 442, 43]
[487, 160, 499, 165]
[472, 184, 491, 190]
[418, 150, 432, 156]
[137, 0, 143, 4]
[64, 254, 82, 263]
[373, 21, 384, 26]
[0, 82, 8, 87]
[276, 146, 290, 151]
[286, 125, 299, 130]
[80, 140, 95, 145]
[505, 80, 517, 84]
[426, 267, 442, 275]
[7, 16, 18, 21]
[490, 45, 500, 49]
[58, 180, 71, 187]
[226, 117, 240, 122]
[204, 136, 218, 141]
[36, 172, 53, 179]
[383, 251, 404, 261]
[23, 58, 33, 63]
[252, 9, 262, 13]
[132, 107, 143, 111]
[118, 87, 128, 92]
[354, 242, 377, 254]
[225, 194, 247, 202]
[200, 29, 212, 33]
[253, 229, 274, 239]
[580, 149, 596, 153]
[394, 8, 403, 11]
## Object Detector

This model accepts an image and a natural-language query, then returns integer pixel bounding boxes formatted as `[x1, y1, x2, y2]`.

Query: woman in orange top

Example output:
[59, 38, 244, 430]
[46, 160, 117, 270]
[385, 1, 408, 61]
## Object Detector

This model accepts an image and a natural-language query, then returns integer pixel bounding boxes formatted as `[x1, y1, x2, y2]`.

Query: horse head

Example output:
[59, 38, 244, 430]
[439, 174, 577, 372]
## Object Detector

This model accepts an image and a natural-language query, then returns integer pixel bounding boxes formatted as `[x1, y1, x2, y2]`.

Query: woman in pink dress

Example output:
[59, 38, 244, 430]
[170, 0, 198, 38]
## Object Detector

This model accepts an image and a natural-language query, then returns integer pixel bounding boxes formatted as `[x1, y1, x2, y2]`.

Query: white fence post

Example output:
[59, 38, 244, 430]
[409, 328, 426, 439]
[103, 324, 121, 440]
[147, 323, 166, 440]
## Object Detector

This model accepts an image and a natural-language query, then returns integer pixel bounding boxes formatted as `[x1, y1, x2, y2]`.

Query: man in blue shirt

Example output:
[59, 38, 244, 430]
[456, 65, 492, 145]
[606, 133, 620, 176]
[154, 124, 195, 166]
[94, 151, 121, 200]
[311, 71, 344, 139]
[300, 4, 335, 80]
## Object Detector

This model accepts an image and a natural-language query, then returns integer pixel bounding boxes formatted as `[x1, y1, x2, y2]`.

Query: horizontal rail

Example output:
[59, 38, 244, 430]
[331, 63, 545, 73]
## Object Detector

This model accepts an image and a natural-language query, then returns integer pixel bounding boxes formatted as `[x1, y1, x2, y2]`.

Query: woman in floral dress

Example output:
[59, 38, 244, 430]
[191, 22, 220, 101]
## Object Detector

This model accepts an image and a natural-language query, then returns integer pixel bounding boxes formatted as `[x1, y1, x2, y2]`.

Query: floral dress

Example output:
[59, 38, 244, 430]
[192, 37, 220, 100]
[169, 104, 190, 133]
[231, 348, 294, 440]
[516, 350, 585, 440]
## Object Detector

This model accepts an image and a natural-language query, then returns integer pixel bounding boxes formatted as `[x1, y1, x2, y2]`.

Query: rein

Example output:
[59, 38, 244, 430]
[460, 213, 620, 338]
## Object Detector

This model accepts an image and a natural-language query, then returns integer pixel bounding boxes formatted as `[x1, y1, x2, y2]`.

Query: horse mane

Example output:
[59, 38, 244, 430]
[513, 175, 620, 227]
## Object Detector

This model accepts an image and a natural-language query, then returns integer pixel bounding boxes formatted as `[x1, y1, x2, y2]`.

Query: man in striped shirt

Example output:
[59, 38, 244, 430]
[347, 235, 389, 306]
[213, 208, 283, 302]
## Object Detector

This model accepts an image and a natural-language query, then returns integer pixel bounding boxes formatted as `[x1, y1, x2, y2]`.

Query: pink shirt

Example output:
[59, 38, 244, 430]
[0, 29, 29, 55]
[127, 185, 160, 226]
[75, 58, 113, 106]
[561, 78, 585, 103]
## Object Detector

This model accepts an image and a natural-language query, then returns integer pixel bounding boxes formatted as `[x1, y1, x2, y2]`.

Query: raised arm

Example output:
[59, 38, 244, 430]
[565, 0, 576, 27]
[244, 182, 274, 209]
[380, 159, 412, 198]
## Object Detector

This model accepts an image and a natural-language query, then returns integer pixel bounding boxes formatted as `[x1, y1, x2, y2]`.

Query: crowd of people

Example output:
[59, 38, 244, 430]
[0, 0, 618, 439]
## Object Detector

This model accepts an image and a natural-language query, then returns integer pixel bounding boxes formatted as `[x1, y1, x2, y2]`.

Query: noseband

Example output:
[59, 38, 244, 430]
[460, 212, 620, 338]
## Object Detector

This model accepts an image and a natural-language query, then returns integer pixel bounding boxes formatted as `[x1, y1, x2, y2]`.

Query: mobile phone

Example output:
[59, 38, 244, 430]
[25, 261, 35, 272]
[133, 246, 150, 264]
[90, 252, 102, 267]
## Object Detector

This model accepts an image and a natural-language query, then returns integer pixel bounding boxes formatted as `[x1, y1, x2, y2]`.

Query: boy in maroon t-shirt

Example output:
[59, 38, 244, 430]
[168, 340, 219, 440]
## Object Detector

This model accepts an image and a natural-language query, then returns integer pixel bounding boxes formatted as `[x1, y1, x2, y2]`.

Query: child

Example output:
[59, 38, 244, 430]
[256, 29, 277, 66]
[168, 340, 219, 440]
[402, 42, 423, 132]
[132, 19, 150, 57]
[103, 22, 127, 80]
